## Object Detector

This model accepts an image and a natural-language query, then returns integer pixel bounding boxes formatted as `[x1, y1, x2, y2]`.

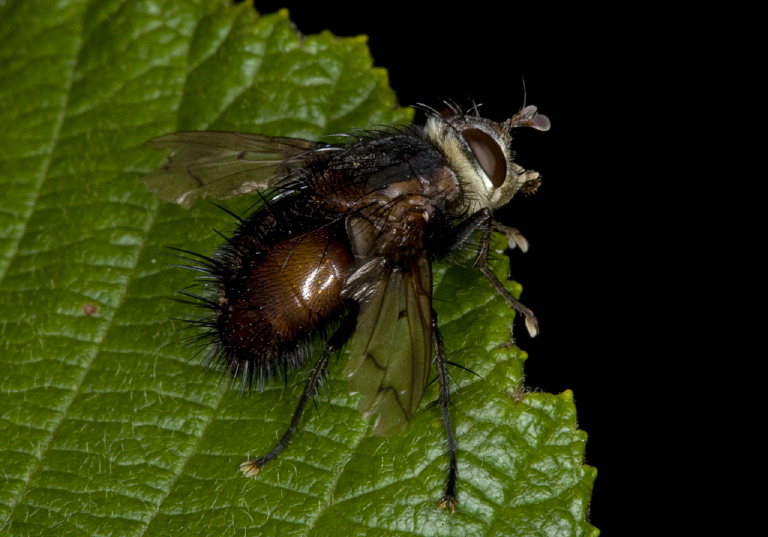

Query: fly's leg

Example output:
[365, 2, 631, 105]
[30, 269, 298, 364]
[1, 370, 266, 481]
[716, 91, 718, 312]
[451, 208, 539, 338]
[240, 306, 358, 477]
[433, 313, 458, 513]
[475, 214, 539, 338]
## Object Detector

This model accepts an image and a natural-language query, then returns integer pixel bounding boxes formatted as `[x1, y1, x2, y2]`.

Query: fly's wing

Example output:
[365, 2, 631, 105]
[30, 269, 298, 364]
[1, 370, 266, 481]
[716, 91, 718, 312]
[343, 253, 433, 437]
[145, 132, 323, 208]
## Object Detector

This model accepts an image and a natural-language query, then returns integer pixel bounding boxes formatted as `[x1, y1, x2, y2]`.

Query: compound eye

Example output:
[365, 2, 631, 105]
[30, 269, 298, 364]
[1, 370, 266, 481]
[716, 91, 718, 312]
[463, 128, 507, 188]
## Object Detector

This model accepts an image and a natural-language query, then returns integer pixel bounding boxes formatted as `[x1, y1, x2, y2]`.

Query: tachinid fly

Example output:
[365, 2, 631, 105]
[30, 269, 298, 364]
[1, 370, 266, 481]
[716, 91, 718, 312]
[145, 103, 550, 511]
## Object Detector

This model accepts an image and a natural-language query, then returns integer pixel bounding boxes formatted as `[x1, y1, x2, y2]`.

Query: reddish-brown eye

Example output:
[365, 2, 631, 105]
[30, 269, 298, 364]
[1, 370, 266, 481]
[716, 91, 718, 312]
[463, 128, 507, 188]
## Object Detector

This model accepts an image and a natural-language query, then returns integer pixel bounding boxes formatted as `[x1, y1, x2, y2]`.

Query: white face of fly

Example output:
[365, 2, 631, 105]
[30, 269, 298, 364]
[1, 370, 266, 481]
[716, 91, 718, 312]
[424, 106, 549, 216]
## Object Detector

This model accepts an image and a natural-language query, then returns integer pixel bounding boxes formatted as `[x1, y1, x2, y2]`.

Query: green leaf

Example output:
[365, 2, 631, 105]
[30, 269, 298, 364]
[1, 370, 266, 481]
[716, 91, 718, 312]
[0, 1, 597, 536]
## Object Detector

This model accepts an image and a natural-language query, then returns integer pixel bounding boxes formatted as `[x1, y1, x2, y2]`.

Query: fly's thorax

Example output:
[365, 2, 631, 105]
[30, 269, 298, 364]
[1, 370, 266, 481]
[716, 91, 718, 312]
[346, 200, 430, 264]
[305, 131, 458, 264]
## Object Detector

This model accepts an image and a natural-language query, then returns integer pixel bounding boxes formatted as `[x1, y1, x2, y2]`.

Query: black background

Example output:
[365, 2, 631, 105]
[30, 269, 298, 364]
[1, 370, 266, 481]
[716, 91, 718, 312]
[249, 3, 641, 532]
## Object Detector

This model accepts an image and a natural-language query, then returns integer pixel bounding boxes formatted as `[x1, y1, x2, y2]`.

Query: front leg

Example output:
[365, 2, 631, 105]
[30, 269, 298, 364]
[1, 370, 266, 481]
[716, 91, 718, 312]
[475, 215, 539, 338]
[453, 208, 539, 339]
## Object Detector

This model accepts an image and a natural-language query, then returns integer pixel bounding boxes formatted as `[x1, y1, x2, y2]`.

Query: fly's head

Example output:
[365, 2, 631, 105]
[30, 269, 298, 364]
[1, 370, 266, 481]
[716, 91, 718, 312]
[425, 104, 550, 216]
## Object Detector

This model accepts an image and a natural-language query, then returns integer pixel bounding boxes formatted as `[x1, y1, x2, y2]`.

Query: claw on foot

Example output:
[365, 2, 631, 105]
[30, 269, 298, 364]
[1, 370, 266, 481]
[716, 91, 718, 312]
[239, 460, 261, 478]
[525, 315, 539, 338]
[437, 495, 457, 513]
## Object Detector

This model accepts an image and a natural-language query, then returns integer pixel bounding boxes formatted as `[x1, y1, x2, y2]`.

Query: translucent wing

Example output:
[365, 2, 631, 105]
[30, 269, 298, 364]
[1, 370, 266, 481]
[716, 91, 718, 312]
[145, 131, 323, 208]
[343, 253, 433, 437]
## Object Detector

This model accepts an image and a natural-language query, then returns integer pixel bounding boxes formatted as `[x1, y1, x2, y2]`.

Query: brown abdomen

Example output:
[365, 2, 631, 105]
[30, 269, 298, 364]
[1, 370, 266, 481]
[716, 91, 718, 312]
[210, 198, 354, 388]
